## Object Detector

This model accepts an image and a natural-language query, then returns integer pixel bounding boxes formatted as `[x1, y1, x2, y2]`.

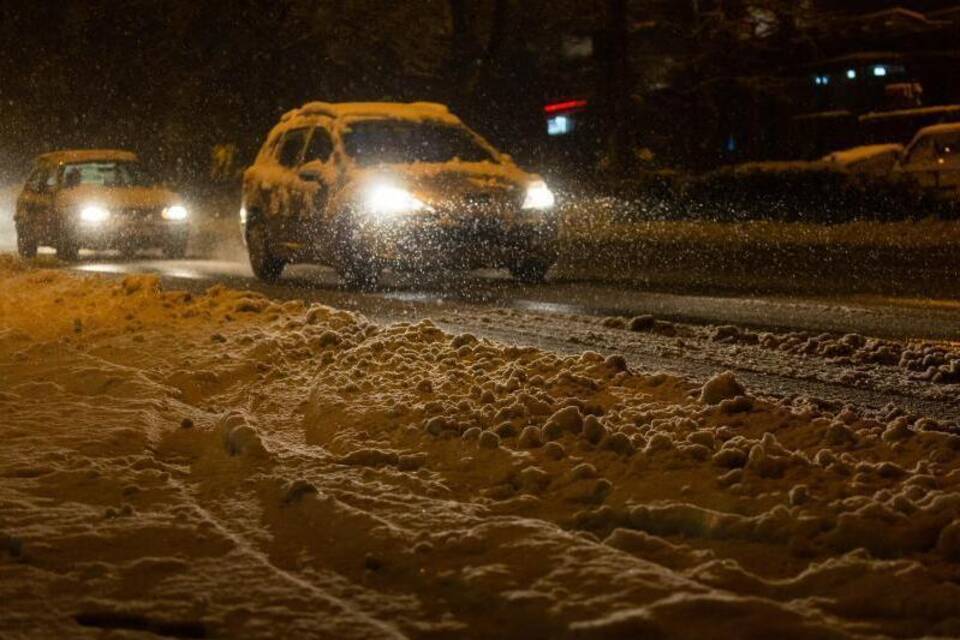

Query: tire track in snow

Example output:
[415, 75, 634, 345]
[164, 473, 410, 639]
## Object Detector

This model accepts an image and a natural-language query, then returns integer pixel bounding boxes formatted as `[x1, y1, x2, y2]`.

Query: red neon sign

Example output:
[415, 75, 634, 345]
[544, 99, 588, 114]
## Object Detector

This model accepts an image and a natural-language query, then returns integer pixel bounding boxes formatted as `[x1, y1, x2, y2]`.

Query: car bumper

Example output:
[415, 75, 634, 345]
[72, 220, 189, 249]
[356, 214, 558, 268]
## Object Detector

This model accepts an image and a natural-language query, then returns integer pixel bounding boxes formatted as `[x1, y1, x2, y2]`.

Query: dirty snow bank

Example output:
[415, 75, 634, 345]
[435, 305, 960, 412]
[2, 257, 960, 638]
[553, 212, 960, 296]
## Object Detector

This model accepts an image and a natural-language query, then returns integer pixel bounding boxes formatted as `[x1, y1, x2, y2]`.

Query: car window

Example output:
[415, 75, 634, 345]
[343, 120, 496, 166]
[933, 133, 960, 166]
[304, 128, 334, 163]
[277, 129, 309, 168]
[60, 161, 158, 188]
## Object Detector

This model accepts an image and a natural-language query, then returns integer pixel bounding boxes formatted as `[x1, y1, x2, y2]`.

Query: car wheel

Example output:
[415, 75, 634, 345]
[335, 219, 381, 290]
[56, 232, 80, 262]
[510, 258, 552, 284]
[15, 221, 38, 258]
[246, 219, 285, 283]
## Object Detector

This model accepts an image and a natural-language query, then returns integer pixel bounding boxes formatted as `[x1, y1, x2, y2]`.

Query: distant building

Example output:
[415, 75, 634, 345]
[791, 5, 960, 157]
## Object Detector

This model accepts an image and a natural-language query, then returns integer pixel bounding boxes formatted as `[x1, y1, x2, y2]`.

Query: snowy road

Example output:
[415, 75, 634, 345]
[65, 256, 960, 422]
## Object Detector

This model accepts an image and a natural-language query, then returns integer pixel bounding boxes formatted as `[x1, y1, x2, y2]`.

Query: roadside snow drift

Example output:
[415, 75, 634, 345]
[2, 255, 960, 638]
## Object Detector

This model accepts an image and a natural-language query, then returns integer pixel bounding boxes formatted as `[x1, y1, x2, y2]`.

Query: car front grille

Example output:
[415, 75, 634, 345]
[432, 192, 518, 222]
[119, 207, 163, 222]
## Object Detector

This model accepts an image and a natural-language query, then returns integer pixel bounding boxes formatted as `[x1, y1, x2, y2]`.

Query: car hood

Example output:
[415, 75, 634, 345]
[351, 160, 537, 206]
[56, 185, 181, 210]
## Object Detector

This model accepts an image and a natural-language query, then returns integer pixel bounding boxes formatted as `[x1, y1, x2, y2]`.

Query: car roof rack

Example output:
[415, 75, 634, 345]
[281, 102, 452, 123]
[37, 149, 139, 164]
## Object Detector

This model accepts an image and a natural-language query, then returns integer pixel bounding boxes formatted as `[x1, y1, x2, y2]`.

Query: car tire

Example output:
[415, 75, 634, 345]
[246, 219, 285, 283]
[510, 258, 552, 284]
[335, 218, 381, 290]
[15, 221, 38, 258]
[56, 231, 80, 262]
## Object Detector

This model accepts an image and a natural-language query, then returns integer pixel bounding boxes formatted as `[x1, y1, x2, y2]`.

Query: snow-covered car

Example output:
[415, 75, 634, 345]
[821, 144, 904, 175]
[895, 123, 960, 196]
[241, 102, 559, 287]
[14, 149, 190, 260]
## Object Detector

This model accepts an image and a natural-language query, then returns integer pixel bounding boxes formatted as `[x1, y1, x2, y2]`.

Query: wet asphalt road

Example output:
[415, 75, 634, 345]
[68, 255, 960, 343]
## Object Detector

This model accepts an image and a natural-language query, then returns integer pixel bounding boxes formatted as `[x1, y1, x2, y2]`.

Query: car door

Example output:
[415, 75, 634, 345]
[931, 134, 960, 192]
[269, 127, 311, 250]
[296, 126, 336, 244]
[16, 164, 56, 241]
[900, 135, 941, 189]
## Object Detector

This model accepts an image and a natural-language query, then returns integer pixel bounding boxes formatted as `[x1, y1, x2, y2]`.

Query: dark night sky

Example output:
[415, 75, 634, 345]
[0, 1, 552, 178]
[2, 0, 958, 180]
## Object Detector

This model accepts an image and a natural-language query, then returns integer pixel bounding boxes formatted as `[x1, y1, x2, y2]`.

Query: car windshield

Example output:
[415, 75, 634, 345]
[934, 133, 960, 160]
[343, 120, 496, 166]
[61, 161, 158, 188]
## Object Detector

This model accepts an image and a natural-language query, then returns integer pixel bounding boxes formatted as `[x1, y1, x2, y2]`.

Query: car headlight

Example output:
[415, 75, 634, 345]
[522, 181, 556, 210]
[162, 205, 189, 221]
[80, 205, 110, 224]
[364, 184, 427, 221]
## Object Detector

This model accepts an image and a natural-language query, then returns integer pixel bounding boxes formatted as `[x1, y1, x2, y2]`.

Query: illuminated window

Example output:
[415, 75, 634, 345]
[547, 115, 573, 136]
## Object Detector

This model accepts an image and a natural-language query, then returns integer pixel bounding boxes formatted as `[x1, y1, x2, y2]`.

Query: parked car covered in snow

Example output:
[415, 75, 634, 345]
[14, 149, 190, 260]
[895, 123, 960, 197]
[821, 144, 904, 175]
[241, 102, 559, 287]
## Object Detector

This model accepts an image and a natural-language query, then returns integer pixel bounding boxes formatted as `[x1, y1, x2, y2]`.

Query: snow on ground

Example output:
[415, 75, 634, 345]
[2, 256, 960, 638]
[554, 213, 960, 297]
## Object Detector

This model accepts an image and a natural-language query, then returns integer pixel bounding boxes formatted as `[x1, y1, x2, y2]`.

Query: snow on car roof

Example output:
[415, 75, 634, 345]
[37, 149, 138, 164]
[860, 104, 960, 123]
[822, 144, 904, 166]
[281, 102, 458, 124]
[913, 122, 960, 138]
